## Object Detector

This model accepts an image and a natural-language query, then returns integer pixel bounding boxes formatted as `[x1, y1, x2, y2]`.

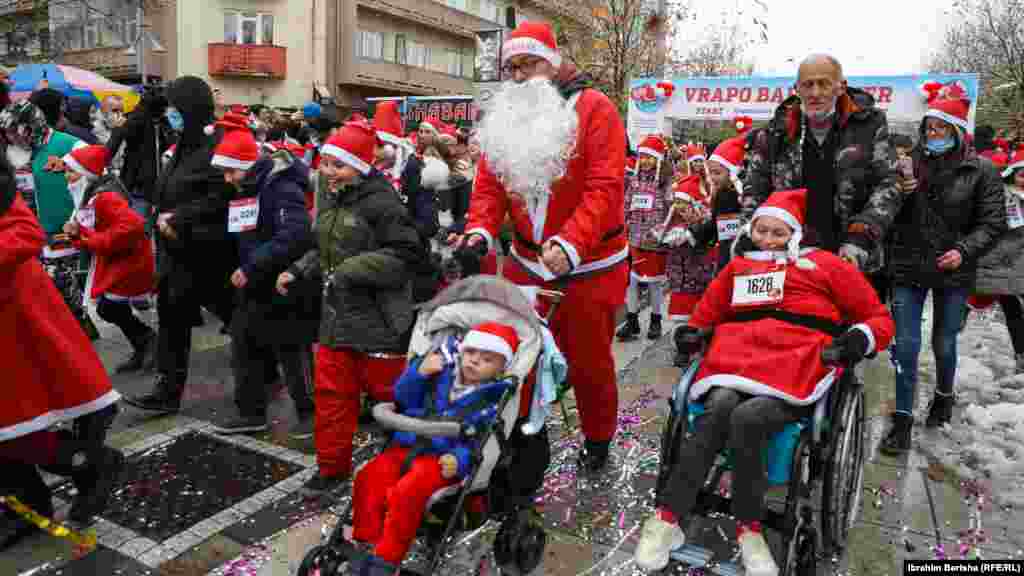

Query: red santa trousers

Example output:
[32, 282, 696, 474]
[314, 347, 405, 478]
[351, 446, 458, 564]
[502, 257, 626, 442]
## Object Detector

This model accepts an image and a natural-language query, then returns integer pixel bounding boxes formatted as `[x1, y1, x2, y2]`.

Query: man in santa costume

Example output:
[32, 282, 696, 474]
[463, 21, 627, 471]
[635, 188, 893, 574]
[0, 162, 124, 537]
[60, 144, 156, 373]
[618, 135, 674, 341]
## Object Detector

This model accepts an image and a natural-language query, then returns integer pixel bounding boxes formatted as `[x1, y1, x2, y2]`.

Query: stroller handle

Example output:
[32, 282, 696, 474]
[372, 403, 463, 438]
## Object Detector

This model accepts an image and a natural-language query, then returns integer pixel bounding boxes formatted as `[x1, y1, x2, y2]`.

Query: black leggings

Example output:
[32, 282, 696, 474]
[96, 297, 152, 348]
[998, 295, 1024, 354]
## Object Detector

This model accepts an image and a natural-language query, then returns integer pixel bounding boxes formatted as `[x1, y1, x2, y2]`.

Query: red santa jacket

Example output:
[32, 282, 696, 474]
[73, 190, 155, 298]
[0, 195, 119, 441]
[688, 247, 894, 405]
[466, 88, 628, 281]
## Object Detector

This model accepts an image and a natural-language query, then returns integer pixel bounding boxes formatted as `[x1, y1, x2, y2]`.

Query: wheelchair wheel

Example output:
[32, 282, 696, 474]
[296, 544, 342, 576]
[784, 524, 817, 576]
[656, 407, 686, 498]
[821, 385, 866, 553]
[783, 433, 811, 536]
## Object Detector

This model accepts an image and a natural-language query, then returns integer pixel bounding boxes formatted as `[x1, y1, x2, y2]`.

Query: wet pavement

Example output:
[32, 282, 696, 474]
[3, 301, 1023, 576]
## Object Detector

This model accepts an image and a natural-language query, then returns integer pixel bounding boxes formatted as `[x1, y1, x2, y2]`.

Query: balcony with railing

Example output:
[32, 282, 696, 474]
[0, 0, 41, 16]
[208, 43, 286, 79]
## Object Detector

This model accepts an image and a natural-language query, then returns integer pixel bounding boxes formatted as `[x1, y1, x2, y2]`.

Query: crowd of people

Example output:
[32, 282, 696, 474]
[1, 19, 1023, 576]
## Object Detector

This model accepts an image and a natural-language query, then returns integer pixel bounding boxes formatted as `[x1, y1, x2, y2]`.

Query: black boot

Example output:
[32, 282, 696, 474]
[123, 373, 183, 414]
[616, 313, 641, 341]
[647, 314, 663, 340]
[925, 391, 955, 428]
[47, 429, 125, 525]
[577, 439, 610, 473]
[116, 330, 156, 374]
[879, 413, 913, 455]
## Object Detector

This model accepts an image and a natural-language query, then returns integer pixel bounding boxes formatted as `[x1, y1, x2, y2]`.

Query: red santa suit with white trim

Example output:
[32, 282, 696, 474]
[687, 189, 894, 405]
[465, 21, 627, 468]
[666, 144, 715, 321]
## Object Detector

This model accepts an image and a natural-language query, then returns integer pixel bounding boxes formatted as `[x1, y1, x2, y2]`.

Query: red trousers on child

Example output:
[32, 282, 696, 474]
[351, 446, 458, 564]
[314, 346, 406, 478]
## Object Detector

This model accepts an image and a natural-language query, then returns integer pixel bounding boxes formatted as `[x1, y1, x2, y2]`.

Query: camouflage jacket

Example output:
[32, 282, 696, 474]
[741, 87, 902, 273]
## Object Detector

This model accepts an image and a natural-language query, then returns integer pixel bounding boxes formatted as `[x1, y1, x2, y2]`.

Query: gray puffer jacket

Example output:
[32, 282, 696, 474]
[973, 184, 1024, 295]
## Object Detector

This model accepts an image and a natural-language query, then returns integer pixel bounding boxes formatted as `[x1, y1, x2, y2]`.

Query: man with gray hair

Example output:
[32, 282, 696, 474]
[742, 54, 902, 281]
[92, 95, 124, 145]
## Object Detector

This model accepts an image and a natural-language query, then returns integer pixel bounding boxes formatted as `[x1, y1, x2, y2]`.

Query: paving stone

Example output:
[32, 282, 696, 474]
[29, 545, 152, 576]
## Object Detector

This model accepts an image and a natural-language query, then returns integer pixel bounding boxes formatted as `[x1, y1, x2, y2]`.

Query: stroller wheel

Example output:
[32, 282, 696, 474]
[297, 545, 342, 576]
[494, 511, 547, 575]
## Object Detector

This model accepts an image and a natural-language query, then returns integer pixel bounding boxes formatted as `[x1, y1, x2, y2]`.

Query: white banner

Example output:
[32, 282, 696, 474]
[628, 74, 980, 146]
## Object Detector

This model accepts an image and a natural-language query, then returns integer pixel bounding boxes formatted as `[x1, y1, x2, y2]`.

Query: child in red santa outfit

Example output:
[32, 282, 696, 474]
[350, 322, 518, 575]
[618, 135, 674, 341]
[60, 144, 156, 373]
[635, 189, 894, 575]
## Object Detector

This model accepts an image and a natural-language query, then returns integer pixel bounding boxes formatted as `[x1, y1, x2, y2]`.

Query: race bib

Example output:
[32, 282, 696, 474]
[732, 270, 786, 307]
[717, 213, 741, 241]
[228, 198, 259, 233]
[76, 207, 95, 229]
[14, 170, 34, 192]
[1007, 193, 1024, 230]
[630, 194, 654, 211]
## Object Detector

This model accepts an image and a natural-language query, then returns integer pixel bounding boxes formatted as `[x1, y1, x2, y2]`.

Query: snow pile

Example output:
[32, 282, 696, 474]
[916, 307, 1024, 507]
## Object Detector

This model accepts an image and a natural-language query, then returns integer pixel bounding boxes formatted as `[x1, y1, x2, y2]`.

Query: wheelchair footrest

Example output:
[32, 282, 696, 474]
[330, 534, 433, 576]
[669, 543, 740, 576]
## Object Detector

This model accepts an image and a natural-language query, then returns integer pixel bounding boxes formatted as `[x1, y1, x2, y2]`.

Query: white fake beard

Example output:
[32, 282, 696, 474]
[477, 77, 577, 203]
[6, 145, 30, 169]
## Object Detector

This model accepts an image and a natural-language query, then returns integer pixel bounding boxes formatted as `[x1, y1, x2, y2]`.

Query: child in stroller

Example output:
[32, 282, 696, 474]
[634, 189, 895, 575]
[349, 321, 520, 574]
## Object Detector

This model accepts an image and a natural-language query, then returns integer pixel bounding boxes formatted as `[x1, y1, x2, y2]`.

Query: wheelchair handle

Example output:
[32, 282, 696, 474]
[371, 403, 463, 438]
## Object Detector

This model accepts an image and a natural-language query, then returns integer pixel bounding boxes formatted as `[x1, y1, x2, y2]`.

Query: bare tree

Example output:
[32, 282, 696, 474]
[669, 6, 764, 77]
[554, 0, 694, 113]
[929, 0, 1024, 130]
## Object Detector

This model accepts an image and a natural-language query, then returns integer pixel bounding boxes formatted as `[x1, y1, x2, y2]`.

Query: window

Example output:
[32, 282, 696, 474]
[446, 0, 467, 11]
[479, 0, 499, 22]
[126, 18, 137, 46]
[358, 30, 383, 60]
[407, 41, 427, 68]
[38, 29, 49, 54]
[224, 11, 274, 45]
[104, 19, 124, 46]
[395, 34, 406, 64]
[84, 20, 98, 49]
[446, 49, 462, 76]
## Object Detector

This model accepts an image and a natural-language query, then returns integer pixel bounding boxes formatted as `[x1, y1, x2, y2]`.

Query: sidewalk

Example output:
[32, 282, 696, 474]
[3, 303, 1022, 575]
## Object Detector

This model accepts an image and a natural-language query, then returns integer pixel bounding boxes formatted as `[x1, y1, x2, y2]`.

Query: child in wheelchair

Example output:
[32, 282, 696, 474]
[349, 322, 520, 575]
[635, 189, 894, 575]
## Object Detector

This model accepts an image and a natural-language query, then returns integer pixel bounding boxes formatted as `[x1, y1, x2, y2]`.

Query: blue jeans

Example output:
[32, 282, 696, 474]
[891, 285, 968, 416]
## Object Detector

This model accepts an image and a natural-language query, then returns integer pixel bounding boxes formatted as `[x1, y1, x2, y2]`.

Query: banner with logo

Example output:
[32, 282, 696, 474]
[405, 96, 479, 131]
[627, 73, 980, 146]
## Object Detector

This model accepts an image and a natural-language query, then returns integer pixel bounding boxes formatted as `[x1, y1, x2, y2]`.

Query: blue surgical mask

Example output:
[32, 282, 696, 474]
[165, 107, 184, 132]
[925, 137, 955, 155]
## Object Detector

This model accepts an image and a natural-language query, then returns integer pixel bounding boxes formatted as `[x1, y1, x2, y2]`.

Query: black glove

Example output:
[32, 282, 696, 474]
[453, 238, 489, 279]
[823, 328, 870, 364]
[731, 233, 757, 256]
[674, 326, 707, 357]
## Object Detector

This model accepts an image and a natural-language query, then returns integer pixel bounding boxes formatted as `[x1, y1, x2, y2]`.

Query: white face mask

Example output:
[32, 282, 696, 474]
[6, 145, 31, 168]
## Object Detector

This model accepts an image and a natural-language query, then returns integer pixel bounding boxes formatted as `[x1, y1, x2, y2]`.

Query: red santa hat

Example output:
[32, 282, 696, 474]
[990, 149, 1009, 169]
[994, 137, 1009, 151]
[438, 122, 459, 144]
[501, 21, 562, 69]
[746, 188, 815, 268]
[321, 120, 377, 175]
[708, 136, 746, 198]
[1003, 149, 1024, 180]
[373, 101, 405, 147]
[734, 115, 753, 135]
[62, 144, 111, 179]
[920, 80, 970, 132]
[685, 142, 706, 162]
[638, 135, 667, 162]
[212, 113, 259, 171]
[462, 322, 520, 368]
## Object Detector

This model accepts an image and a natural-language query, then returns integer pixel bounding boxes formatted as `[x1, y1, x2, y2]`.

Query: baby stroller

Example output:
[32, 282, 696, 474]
[298, 275, 561, 576]
[657, 337, 867, 575]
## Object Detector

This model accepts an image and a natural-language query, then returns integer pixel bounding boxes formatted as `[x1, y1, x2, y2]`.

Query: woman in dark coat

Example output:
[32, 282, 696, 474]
[971, 150, 1024, 373]
[881, 91, 1006, 454]
[124, 76, 239, 414]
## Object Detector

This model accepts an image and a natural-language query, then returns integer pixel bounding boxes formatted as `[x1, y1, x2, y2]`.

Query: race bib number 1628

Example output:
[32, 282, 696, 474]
[732, 270, 786, 306]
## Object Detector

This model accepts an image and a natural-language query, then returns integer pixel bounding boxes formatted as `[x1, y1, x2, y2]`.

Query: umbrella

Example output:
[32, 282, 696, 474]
[7, 63, 140, 111]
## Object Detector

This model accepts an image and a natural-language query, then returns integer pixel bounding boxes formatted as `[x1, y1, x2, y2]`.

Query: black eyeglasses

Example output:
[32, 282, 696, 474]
[501, 58, 543, 78]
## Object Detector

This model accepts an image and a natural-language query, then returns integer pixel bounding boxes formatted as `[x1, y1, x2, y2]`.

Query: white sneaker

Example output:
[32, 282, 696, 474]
[739, 531, 779, 576]
[634, 515, 685, 571]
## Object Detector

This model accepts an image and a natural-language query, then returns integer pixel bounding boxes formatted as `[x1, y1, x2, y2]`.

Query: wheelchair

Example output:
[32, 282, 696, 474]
[656, 346, 867, 575]
[297, 276, 558, 576]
